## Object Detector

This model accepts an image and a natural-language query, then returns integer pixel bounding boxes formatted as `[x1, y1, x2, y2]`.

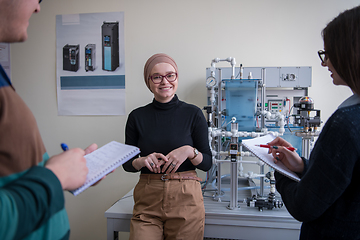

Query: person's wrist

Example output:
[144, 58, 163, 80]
[132, 157, 142, 170]
[189, 147, 199, 160]
[45, 165, 66, 190]
[297, 157, 305, 173]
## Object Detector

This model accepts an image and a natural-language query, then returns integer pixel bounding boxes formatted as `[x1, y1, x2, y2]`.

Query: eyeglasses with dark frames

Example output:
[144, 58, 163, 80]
[39, 0, 42, 3]
[149, 72, 178, 84]
[318, 50, 328, 64]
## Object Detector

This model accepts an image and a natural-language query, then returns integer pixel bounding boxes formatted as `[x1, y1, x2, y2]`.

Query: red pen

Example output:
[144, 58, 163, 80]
[255, 144, 296, 151]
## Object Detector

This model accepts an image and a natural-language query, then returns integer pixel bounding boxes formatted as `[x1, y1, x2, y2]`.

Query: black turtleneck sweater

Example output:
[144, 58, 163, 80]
[123, 95, 212, 173]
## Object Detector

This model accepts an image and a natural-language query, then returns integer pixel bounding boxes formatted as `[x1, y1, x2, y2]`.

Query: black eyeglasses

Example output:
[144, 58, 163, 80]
[39, 0, 42, 3]
[149, 72, 178, 84]
[318, 50, 328, 64]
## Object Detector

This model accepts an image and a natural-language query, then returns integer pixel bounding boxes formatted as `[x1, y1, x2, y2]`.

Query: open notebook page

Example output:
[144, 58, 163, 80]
[70, 141, 140, 195]
[241, 134, 300, 182]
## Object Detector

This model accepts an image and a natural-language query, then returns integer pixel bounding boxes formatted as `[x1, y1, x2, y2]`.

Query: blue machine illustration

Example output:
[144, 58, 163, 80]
[102, 21, 119, 71]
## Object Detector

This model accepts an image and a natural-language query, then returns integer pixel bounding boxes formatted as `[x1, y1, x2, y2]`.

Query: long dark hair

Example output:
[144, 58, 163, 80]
[322, 5, 360, 95]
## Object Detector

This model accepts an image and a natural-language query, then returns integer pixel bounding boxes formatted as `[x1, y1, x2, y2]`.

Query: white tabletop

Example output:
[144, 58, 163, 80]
[105, 189, 301, 240]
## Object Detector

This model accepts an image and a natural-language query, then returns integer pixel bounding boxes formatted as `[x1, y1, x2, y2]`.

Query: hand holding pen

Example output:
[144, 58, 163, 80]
[44, 142, 99, 191]
[265, 137, 304, 173]
[45, 144, 88, 191]
[60, 142, 112, 186]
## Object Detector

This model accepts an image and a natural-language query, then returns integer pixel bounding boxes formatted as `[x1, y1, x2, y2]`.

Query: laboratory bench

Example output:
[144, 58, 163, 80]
[105, 187, 301, 240]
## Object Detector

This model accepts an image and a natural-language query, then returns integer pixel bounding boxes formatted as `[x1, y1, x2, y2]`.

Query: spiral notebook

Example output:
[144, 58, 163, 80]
[70, 141, 140, 196]
[241, 134, 300, 182]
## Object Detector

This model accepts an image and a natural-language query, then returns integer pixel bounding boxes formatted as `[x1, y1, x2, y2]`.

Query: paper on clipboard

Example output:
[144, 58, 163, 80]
[241, 134, 300, 182]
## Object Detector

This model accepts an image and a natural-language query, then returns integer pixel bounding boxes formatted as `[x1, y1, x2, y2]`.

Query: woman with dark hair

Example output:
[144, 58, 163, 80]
[123, 53, 212, 240]
[267, 5, 360, 240]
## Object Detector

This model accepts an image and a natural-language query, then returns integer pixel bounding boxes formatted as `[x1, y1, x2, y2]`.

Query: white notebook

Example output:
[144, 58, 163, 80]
[70, 141, 140, 196]
[241, 134, 300, 182]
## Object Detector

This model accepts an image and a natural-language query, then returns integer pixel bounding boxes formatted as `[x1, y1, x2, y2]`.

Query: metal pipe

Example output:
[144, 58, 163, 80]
[259, 68, 267, 197]
[261, 68, 266, 129]
[216, 69, 222, 198]
[228, 122, 239, 210]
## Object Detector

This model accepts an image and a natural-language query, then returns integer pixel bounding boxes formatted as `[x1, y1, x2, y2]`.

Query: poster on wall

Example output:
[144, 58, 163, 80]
[56, 12, 125, 115]
[0, 43, 11, 77]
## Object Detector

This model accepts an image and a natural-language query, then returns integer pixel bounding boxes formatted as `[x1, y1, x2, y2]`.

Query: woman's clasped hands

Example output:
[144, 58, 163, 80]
[133, 146, 194, 173]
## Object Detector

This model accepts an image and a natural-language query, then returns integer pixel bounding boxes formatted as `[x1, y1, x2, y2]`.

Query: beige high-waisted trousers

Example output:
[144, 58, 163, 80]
[130, 171, 205, 240]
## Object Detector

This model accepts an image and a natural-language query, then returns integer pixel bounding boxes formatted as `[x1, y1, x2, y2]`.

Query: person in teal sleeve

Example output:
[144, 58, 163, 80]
[0, 0, 98, 239]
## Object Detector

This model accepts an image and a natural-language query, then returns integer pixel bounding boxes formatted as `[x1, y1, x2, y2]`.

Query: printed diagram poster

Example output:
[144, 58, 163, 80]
[56, 12, 125, 115]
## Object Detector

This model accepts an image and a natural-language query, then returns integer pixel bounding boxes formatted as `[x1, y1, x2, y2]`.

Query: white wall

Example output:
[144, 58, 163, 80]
[10, 0, 358, 239]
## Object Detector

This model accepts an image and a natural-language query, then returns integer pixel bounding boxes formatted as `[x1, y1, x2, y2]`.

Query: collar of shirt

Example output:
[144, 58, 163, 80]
[338, 93, 360, 109]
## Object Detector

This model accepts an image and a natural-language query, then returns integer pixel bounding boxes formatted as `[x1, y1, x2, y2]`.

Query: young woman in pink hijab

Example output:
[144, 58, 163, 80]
[123, 53, 212, 240]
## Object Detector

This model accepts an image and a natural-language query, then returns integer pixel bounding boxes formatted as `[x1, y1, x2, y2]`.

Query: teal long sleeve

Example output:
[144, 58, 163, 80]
[0, 166, 65, 240]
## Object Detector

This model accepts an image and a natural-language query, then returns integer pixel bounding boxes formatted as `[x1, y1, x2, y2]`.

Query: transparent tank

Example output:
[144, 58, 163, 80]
[224, 79, 259, 131]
